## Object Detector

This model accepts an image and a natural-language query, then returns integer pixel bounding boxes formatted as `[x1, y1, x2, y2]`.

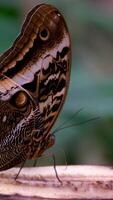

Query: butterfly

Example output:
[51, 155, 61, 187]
[0, 4, 71, 170]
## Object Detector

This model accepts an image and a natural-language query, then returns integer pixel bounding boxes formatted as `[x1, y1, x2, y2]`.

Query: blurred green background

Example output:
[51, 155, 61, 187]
[1, 0, 113, 167]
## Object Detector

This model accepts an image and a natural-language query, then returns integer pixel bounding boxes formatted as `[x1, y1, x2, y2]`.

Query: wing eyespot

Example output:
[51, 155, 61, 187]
[39, 27, 50, 41]
[15, 91, 28, 108]
[10, 91, 28, 108]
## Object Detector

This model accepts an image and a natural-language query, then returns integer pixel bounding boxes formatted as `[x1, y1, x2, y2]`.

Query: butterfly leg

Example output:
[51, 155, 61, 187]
[51, 153, 62, 184]
[33, 159, 38, 167]
[15, 161, 26, 180]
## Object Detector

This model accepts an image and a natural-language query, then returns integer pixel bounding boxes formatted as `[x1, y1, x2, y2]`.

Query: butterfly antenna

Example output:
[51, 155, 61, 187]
[53, 116, 100, 135]
[53, 108, 84, 134]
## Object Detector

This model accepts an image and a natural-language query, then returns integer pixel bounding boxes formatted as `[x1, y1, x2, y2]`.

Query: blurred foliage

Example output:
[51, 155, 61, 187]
[1, 0, 113, 167]
[0, 3, 21, 53]
[0, 5, 20, 18]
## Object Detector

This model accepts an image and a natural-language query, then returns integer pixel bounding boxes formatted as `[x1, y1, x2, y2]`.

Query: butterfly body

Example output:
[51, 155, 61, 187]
[0, 4, 71, 170]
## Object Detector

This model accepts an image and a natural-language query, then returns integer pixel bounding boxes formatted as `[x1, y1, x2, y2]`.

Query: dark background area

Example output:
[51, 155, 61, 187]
[1, 0, 113, 167]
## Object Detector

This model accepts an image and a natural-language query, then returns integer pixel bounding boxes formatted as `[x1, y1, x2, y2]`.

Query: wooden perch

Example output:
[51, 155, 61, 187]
[0, 165, 113, 199]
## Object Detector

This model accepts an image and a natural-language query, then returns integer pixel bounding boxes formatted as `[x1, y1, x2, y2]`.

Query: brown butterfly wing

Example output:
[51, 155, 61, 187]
[0, 4, 71, 168]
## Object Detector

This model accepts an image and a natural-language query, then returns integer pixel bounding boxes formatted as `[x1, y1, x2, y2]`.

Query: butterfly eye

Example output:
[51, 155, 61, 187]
[39, 27, 50, 41]
[15, 91, 28, 108]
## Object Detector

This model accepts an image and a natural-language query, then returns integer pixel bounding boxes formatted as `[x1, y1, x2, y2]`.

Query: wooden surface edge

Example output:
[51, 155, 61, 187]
[0, 165, 113, 199]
